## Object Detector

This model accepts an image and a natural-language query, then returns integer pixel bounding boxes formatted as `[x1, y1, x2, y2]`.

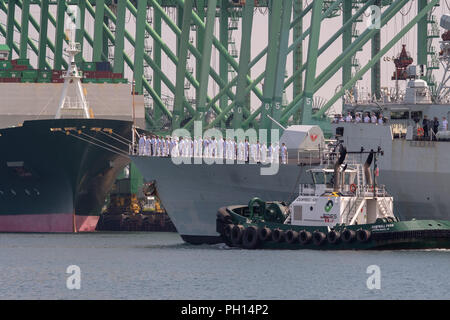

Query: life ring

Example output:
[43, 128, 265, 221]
[313, 231, 326, 246]
[341, 229, 356, 243]
[284, 230, 299, 244]
[299, 230, 312, 245]
[242, 226, 260, 249]
[271, 228, 285, 243]
[356, 229, 371, 243]
[350, 183, 357, 193]
[231, 225, 244, 246]
[417, 127, 424, 137]
[258, 227, 272, 242]
[327, 230, 341, 244]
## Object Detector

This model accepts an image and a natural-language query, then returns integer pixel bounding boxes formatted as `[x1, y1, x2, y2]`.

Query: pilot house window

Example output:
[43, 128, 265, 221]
[390, 111, 409, 120]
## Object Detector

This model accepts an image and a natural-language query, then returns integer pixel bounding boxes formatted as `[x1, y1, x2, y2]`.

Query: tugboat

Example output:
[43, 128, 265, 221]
[216, 146, 450, 250]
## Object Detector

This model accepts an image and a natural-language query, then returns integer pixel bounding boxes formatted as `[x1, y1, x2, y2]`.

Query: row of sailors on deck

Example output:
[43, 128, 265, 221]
[138, 136, 288, 164]
[333, 112, 385, 124]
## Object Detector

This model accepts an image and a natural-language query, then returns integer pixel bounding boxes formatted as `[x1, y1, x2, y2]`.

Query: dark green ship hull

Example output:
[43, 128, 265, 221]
[0, 118, 132, 232]
[217, 205, 450, 250]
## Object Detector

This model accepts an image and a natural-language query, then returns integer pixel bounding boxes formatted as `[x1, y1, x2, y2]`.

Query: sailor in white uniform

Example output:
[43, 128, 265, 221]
[268, 143, 273, 163]
[198, 137, 203, 158]
[345, 112, 353, 122]
[138, 135, 145, 155]
[281, 143, 288, 164]
[364, 113, 370, 123]
[193, 138, 199, 158]
[250, 142, 258, 163]
[179, 137, 185, 157]
[203, 138, 210, 158]
[144, 136, 151, 156]
[172, 138, 179, 157]
[150, 136, 156, 156]
[245, 139, 250, 162]
[371, 113, 377, 124]
[238, 140, 245, 161]
[273, 143, 280, 163]
[260, 143, 268, 163]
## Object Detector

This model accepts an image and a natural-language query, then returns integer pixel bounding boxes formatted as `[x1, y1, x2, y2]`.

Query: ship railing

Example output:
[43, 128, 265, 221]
[299, 184, 317, 196]
[297, 149, 323, 166]
[360, 184, 388, 197]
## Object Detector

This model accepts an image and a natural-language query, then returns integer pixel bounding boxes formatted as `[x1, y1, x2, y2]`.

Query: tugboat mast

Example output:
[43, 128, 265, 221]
[55, 27, 90, 119]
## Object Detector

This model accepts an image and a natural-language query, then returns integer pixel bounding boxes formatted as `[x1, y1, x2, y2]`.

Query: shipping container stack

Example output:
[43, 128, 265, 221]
[0, 59, 33, 83]
[0, 59, 127, 84]
[81, 61, 128, 84]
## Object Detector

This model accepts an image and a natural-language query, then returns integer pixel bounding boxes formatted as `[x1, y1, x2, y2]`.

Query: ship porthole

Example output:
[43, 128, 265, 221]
[0, 190, 3, 196]
[24, 189, 31, 196]
[33, 188, 40, 196]
[310, 206, 313, 211]
[10, 189, 16, 196]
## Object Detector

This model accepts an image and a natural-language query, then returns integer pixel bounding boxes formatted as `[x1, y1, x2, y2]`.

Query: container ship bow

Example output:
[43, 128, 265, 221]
[0, 31, 133, 232]
[0, 118, 132, 232]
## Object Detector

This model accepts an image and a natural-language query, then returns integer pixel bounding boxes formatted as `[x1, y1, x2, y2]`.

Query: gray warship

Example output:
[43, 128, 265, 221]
[131, 125, 327, 244]
[131, 16, 450, 245]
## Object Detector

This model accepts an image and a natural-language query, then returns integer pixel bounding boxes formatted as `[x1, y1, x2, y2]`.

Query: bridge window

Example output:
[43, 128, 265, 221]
[411, 111, 423, 123]
[390, 111, 409, 120]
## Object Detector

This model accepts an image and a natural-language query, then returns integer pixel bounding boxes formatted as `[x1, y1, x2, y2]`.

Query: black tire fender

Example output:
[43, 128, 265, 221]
[231, 225, 245, 246]
[242, 226, 260, 249]
[284, 230, 299, 244]
[299, 230, 312, 245]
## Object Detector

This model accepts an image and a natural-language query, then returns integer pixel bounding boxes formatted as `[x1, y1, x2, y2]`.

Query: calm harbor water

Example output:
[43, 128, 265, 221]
[0, 231, 449, 300]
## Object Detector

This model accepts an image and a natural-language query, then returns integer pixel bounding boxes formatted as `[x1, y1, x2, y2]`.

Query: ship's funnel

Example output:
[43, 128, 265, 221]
[364, 151, 374, 187]
[333, 146, 347, 192]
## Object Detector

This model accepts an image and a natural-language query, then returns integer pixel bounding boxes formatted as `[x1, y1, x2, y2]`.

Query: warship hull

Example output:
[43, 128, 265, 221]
[0, 118, 132, 232]
[131, 156, 311, 244]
